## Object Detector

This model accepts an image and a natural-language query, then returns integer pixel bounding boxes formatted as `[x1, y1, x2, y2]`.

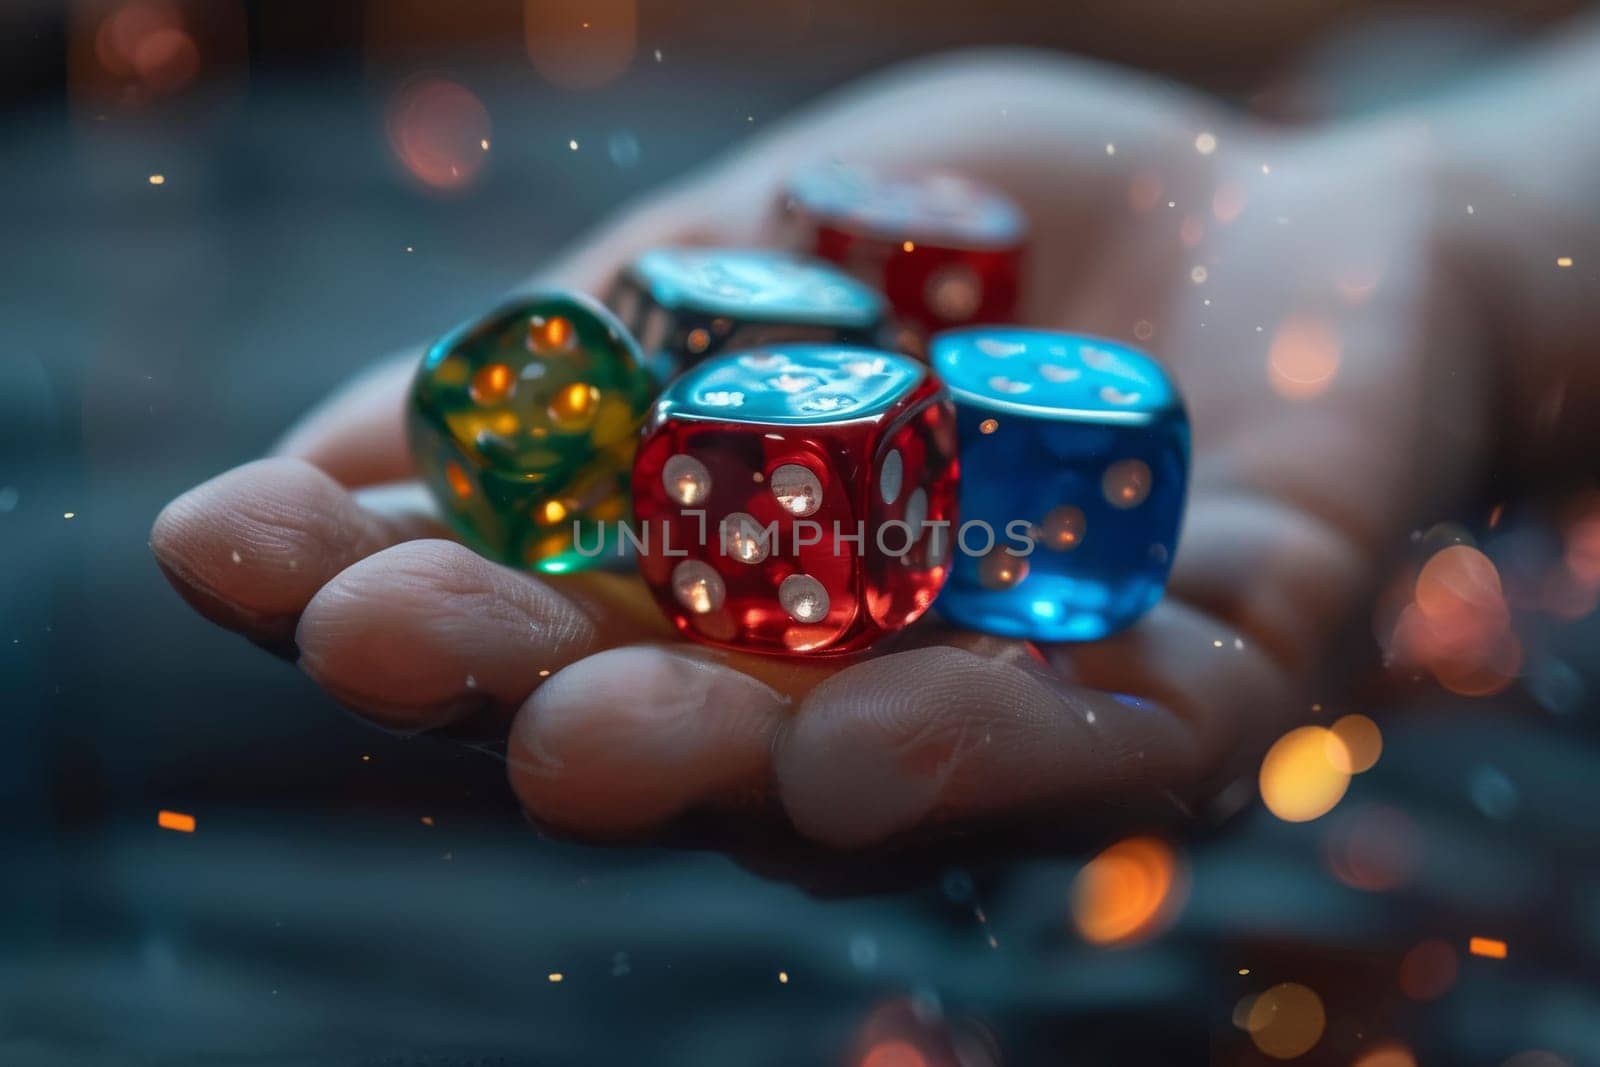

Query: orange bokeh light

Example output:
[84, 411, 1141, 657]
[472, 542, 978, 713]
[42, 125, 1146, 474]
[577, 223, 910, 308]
[157, 809, 195, 832]
[860, 1040, 929, 1067]
[1071, 837, 1186, 946]
[1469, 936, 1508, 959]
[1354, 1042, 1418, 1067]
[1327, 714, 1382, 774]
[1266, 316, 1341, 400]
[386, 76, 492, 192]
[1388, 544, 1522, 696]
[1260, 726, 1350, 823]
[525, 0, 637, 90]
[1246, 982, 1326, 1060]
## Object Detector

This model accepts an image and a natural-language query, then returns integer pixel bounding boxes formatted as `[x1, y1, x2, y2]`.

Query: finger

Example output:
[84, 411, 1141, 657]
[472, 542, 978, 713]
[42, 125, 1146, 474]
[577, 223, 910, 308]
[272, 352, 420, 487]
[1165, 488, 1369, 676]
[506, 645, 791, 838]
[775, 602, 1292, 850]
[150, 458, 446, 651]
[294, 540, 663, 731]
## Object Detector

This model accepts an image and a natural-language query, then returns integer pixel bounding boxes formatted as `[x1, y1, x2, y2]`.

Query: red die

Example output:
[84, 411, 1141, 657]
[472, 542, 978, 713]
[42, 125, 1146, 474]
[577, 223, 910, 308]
[631, 345, 958, 655]
[782, 162, 1027, 351]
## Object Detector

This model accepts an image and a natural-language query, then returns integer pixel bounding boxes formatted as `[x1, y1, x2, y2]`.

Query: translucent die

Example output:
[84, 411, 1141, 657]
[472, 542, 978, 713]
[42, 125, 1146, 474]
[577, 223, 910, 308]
[607, 247, 892, 381]
[931, 329, 1189, 641]
[632, 345, 959, 655]
[782, 162, 1027, 348]
[409, 292, 654, 574]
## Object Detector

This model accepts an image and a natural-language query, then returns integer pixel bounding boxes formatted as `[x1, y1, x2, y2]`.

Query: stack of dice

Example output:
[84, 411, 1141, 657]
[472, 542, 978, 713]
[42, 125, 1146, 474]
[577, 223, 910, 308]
[410, 163, 1188, 654]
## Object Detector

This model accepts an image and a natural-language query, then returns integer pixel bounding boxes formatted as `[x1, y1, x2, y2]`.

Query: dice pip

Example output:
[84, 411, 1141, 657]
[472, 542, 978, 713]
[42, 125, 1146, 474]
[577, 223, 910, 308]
[930, 329, 1188, 641]
[782, 162, 1026, 347]
[607, 247, 892, 381]
[631, 345, 958, 655]
[409, 292, 654, 573]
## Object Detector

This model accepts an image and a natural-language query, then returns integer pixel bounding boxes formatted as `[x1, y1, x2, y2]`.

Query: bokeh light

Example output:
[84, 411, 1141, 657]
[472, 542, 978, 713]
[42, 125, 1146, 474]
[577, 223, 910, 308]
[386, 76, 493, 192]
[1398, 938, 1458, 1000]
[1469, 936, 1508, 959]
[1260, 726, 1350, 823]
[70, 0, 244, 109]
[1386, 543, 1522, 696]
[1267, 316, 1341, 399]
[1211, 181, 1246, 223]
[1323, 804, 1422, 891]
[1353, 1042, 1417, 1067]
[1070, 837, 1187, 946]
[860, 1040, 928, 1067]
[1327, 714, 1382, 774]
[524, 0, 637, 90]
[1245, 982, 1325, 1059]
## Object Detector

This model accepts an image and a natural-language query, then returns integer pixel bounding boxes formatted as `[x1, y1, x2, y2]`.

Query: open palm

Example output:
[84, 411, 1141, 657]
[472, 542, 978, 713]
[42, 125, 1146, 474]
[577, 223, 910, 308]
[152, 53, 1482, 856]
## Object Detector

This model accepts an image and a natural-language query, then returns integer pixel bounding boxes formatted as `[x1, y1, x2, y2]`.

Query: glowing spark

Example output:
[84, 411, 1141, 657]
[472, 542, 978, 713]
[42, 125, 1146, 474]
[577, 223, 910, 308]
[1468, 937, 1507, 959]
[1105, 142, 1116, 155]
[653, 49, 662, 61]
[148, 174, 165, 185]
[420, 816, 434, 826]
[1556, 256, 1573, 268]
[1190, 266, 1208, 284]
[63, 512, 75, 519]
[1194, 131, 1217, 155]
[157, 810, 196, 833]
[901, 240, 915, 252]
[568, 139, 579, 151]
[538, 669, 551, 678]
[1238, 968, 1250, 975]
[777, 971, 788, 984]
[547, 972, 564, 982]
[1261, 164, 1270, 175]
[481, 139, 490, 150]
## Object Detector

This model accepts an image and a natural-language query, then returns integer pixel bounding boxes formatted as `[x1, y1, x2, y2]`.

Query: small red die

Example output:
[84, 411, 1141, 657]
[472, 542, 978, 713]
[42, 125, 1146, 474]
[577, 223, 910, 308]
[782, 162, 1027, 351]
[631, 345, 959, 655]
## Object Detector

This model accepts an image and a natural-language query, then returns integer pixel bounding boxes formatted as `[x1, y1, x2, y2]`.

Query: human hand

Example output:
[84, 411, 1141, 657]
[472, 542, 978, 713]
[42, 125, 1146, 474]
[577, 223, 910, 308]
[151, 52, 1490, 859]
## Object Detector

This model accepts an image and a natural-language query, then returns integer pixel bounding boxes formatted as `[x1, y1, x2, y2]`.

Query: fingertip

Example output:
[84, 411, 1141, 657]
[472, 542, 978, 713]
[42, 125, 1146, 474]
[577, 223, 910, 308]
[775, 646, 991, 850]
[151, 458, 383, 638]
[508, 646, 786, 838]
[295, 539, 598, 731]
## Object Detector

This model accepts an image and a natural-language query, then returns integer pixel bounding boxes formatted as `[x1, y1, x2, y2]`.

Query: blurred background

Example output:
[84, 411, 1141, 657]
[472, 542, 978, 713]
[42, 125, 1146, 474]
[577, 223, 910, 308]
[3, 1, 1599, 1064]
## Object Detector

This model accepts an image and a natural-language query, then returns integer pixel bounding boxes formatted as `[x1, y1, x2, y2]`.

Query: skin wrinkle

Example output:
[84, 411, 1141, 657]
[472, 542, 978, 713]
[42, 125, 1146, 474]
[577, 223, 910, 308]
[778, 648, 1194, 846]
[296, 541, 599, 715]
[509, 647, 787, 834]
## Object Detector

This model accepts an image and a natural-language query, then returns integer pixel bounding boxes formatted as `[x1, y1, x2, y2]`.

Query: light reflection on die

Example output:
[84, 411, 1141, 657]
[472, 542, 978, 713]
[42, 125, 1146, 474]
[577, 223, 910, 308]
[632, 344, 959, 655]
[932, 328, 1189, 640]
[606, 247, 892, 381]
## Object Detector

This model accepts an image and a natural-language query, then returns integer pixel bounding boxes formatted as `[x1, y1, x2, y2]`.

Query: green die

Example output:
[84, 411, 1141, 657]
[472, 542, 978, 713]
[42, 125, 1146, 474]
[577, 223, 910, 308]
[408, 292, 654, 573]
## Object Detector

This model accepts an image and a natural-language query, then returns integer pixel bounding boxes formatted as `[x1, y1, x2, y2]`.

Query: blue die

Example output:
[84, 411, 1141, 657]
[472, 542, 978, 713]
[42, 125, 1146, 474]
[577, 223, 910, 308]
[931, 329, 1189, 641]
